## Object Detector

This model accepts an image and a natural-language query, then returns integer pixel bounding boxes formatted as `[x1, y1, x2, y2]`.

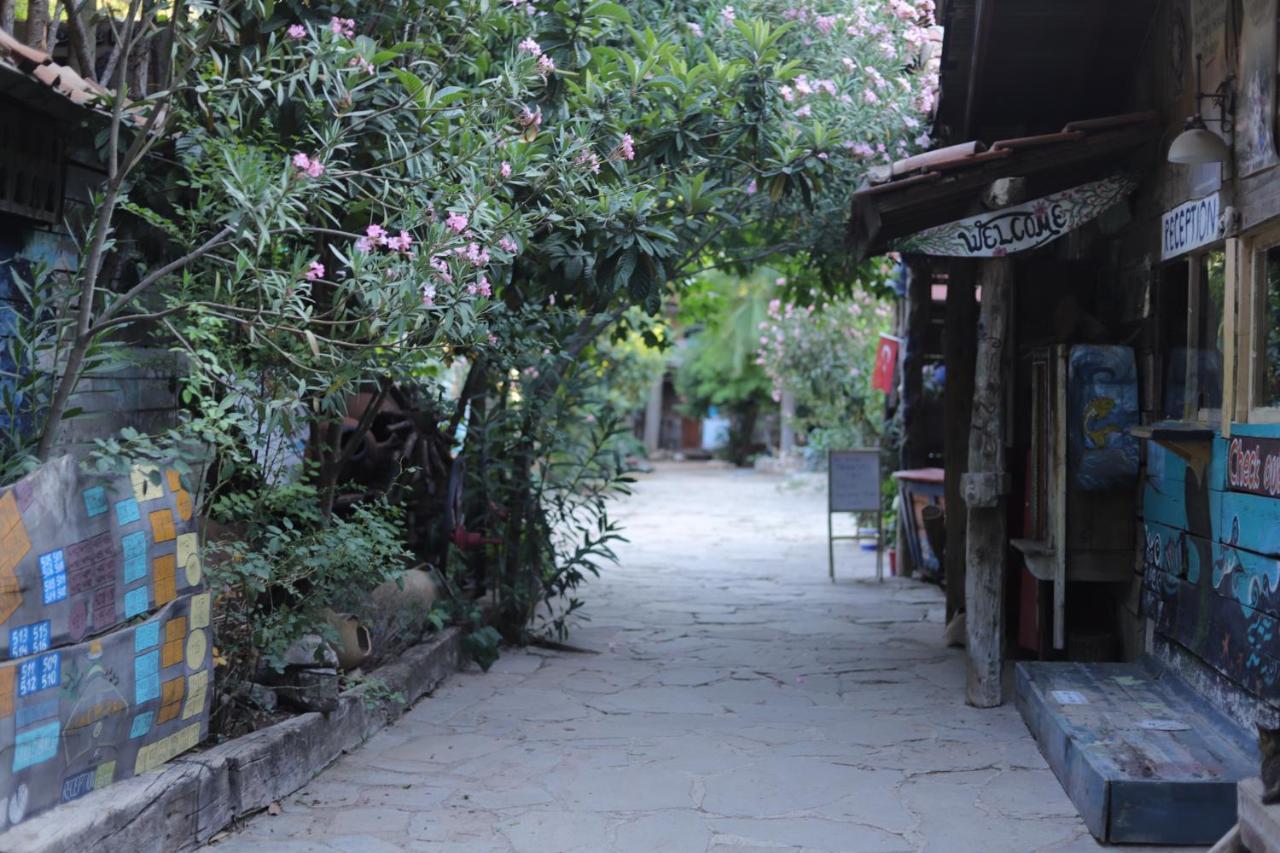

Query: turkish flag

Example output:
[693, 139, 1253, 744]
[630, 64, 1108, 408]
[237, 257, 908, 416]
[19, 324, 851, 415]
[872, 334, 900, 394]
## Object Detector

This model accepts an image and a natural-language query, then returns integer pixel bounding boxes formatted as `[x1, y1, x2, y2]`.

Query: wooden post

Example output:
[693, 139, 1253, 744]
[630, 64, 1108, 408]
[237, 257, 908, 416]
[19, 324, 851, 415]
[963, 257, 1013, 708]
[900, 256, 931, 469]
[944, 263, 977, 622]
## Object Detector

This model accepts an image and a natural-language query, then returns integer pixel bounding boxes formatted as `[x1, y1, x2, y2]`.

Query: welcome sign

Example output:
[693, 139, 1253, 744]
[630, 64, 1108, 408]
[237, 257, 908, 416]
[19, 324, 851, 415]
[891, 175, 1136, 257]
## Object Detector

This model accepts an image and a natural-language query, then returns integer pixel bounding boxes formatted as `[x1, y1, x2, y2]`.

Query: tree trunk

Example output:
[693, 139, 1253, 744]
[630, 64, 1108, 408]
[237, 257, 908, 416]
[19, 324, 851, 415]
[963, 257, 1013, 708]
[26, 0, 48, 50]
[944, 263, 977, 622]
[1, 1, 16, 39]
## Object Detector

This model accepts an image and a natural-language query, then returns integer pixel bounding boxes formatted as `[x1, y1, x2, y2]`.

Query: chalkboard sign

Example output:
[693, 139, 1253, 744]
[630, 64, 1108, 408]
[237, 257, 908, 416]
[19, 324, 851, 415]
[828, 450, 881, 512]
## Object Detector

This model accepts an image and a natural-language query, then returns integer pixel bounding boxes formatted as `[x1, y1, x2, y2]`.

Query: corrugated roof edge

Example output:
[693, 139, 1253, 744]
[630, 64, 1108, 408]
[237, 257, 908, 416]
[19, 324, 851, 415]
[855, 111, 1160, 197]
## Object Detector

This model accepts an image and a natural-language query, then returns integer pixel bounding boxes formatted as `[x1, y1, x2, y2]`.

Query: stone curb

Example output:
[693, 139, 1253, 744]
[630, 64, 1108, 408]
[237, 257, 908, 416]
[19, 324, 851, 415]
[0, 627, 463, 853]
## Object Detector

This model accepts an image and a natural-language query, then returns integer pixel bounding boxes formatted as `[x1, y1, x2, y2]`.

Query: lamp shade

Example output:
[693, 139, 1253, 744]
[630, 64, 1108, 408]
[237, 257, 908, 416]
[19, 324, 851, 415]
[1168, 123, 1230, 164]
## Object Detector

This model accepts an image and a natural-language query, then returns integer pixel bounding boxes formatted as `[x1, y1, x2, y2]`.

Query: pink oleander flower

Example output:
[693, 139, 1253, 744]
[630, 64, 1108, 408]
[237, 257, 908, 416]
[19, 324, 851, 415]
[293, 152, 325, 178]
[421, 283, 436, 305]
[445, 211, 469, 234]
[842, 57, 855, 71]
[304, 261, 325, 281]
[366, 224, 388, 246]
[720, 6, 735, 25]
[518, 37, 542, 57]
[794, 104, 812, 118]
[287, 24, 307, 40]
[329, 17, 355, 38]
[746, 178, 757, 195]
[863, 90, 879, 105]
[499, 236, 519, 253]
[537, 54, 556, 77]
[817, 152, 828, 160]
[688, 21, 703, 37]
[618, 133, 635, 161]
[779, 85, 794, 103]
[548, 293, 555, 305]
[292, 152, 311, 171]
[794, 75, 813, 96]
[476, 275, 492, 297]
[349, 56, 375, 74]
[574, 149, 601, 174]
[817, 79, 837, 96]
[815, 15, 836, 35]
[386, 230, 413, 253]
[355, 236, 374, 252]
[500, 161, 513, 179]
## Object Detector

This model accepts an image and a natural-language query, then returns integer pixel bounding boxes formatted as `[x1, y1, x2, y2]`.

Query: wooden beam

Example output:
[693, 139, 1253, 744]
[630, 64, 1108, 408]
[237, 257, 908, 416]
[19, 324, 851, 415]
[964, 256, 1013, 708]
[944, 262, 977, 622]
[900, 257, 932, 470]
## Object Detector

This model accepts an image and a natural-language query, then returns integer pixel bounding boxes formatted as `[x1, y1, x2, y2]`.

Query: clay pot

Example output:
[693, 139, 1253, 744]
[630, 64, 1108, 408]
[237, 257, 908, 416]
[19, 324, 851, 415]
[321, 609, 373, 671]
[371, 568, 438, 612]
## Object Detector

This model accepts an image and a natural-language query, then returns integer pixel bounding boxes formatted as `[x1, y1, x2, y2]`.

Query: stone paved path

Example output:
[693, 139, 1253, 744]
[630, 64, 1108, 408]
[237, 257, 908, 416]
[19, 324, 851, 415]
[211, 462, 1187, 852]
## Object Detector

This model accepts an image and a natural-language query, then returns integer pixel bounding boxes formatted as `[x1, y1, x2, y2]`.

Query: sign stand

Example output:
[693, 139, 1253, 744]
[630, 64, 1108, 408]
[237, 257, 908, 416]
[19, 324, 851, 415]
[827, 449, 884, 582]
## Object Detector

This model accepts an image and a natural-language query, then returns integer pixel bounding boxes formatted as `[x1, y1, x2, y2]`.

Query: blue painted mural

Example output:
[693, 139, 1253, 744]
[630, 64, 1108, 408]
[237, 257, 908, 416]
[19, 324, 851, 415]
[1141, 425, 1280, 709]
[1068, 346, 1139, 491]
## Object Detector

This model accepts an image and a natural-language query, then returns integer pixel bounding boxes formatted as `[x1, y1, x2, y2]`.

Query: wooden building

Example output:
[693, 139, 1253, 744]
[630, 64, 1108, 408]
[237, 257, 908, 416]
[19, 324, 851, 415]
[851, 1, 1280, 844]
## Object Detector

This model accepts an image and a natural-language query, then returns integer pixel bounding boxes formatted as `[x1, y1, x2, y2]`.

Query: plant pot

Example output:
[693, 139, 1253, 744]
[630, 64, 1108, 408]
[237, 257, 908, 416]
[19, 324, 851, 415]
[372, 567, 438, 611]
[322, 609, 373, 671]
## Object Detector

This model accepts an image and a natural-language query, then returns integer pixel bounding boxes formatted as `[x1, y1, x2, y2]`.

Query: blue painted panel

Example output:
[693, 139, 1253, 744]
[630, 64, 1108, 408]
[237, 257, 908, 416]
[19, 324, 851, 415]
[1068, 346, 1140, 491]
[1219, 490, 1280, 558]
[1015, 660, 1253, 844]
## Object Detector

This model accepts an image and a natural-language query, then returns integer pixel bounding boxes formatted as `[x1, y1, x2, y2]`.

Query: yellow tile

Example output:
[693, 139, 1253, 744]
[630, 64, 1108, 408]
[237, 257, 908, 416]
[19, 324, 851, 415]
[189, 592, 210, 630]
[176, 533, 201, 587]
[149, 509, 176, 543]
[182, 670, 208, 720]
[94, 760, 116, 789]
[131, 465, 164, 503]
[153, 554, 176, 605]
[133, 723, 200, 775]
[157, 676, 184, 723]
[162, 617, 186, 668]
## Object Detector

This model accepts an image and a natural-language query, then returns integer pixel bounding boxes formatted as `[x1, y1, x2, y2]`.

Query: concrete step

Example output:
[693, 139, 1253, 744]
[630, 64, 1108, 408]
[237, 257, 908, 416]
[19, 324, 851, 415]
[1016, 659, 1257, 845]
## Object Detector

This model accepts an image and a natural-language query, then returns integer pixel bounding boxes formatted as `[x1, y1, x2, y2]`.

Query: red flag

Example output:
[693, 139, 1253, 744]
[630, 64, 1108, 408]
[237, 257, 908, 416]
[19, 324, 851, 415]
[872, 334, 900, 394]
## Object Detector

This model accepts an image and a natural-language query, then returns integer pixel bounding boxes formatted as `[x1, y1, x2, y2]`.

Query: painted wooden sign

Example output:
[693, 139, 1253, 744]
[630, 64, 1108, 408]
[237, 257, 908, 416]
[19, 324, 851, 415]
[828, 450, 881, 513]
[890, 175, 1135, 257]
[0, 456, 200, 657]
[1226, 435, 1280, 498]
[0, 457, 209, 828]
[0, 593, 212, 830]
[1160, 192, 1220, 260]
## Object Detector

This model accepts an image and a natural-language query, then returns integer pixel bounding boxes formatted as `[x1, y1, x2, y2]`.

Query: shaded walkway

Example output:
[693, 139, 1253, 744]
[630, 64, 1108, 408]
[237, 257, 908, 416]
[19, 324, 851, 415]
[212, 462, 1128, 852]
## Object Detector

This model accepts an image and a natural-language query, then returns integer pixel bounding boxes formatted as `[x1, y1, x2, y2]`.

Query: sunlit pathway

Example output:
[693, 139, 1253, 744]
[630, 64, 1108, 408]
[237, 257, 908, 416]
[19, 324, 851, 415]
[210, 462, 1147, 853]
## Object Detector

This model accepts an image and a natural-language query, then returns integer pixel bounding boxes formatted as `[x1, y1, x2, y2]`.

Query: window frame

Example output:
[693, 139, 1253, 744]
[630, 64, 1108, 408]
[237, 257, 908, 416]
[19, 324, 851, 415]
[1163, 245, 1227, 424]
[1238, 222, 1280, 424]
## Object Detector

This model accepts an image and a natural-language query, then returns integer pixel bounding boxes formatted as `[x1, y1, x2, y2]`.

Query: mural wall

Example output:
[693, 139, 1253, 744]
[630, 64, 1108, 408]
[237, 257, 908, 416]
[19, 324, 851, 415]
[0, 457, 209, 828]
[1141, 424, 1280, 717]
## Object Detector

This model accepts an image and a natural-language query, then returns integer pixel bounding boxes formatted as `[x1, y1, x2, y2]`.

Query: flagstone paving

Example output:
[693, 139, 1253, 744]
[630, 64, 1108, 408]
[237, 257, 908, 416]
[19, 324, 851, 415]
[209, 462, 1193, 853]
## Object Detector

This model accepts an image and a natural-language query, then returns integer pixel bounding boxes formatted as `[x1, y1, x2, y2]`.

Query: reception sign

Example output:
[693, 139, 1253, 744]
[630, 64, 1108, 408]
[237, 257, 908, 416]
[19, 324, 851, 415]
[891, 175, 1136, 257]
[1161, 193, 1220, 260]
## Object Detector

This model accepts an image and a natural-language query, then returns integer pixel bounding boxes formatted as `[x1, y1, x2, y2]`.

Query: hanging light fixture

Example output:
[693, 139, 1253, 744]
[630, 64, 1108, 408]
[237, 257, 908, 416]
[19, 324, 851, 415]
[1168, 53, 1235, 165]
